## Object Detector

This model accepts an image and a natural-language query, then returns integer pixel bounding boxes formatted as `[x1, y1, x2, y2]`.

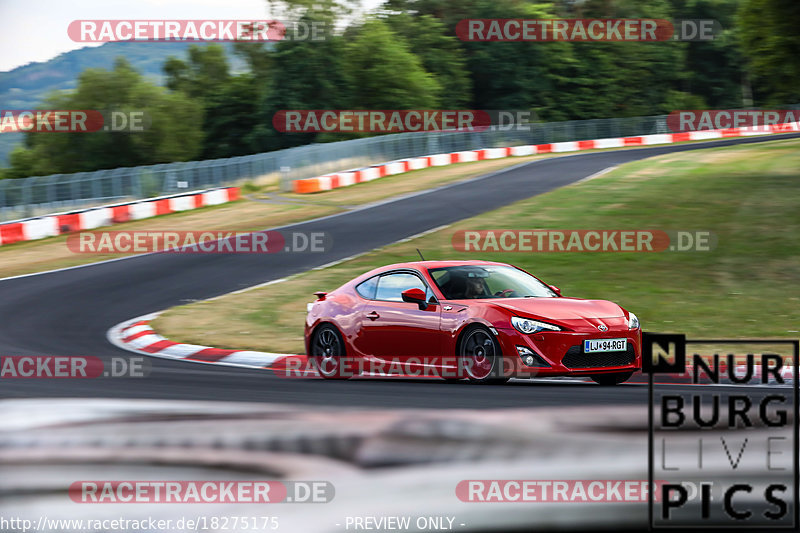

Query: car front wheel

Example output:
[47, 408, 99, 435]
[459, 325, 509, 384]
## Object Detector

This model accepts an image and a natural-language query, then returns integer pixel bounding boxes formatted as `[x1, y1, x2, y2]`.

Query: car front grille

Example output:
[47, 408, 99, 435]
[562, 344, 636, 369]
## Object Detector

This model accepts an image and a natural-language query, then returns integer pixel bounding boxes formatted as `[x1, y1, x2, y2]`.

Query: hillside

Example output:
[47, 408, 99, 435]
[0, 41, 246, 165]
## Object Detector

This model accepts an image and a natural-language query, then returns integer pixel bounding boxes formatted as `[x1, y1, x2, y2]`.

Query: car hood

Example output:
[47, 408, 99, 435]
[491, 297, 625, 321]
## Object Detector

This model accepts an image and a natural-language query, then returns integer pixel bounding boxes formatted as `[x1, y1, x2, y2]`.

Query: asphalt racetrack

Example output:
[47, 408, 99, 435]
[2, 134, 797, 407]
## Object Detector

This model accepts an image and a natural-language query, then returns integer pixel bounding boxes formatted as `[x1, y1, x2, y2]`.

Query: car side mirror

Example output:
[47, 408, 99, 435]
[549, 285, 562, 296]
[401, 288, 428, 310]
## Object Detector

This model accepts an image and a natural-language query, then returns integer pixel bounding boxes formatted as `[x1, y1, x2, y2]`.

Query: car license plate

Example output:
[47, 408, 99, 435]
[584, 338, 627, 353]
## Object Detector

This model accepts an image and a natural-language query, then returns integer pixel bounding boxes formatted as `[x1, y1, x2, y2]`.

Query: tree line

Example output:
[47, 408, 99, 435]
[3, 0, 798, 179]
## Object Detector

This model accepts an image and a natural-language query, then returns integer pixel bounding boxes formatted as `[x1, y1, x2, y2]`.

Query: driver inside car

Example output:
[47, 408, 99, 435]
[463, 275, 489, 299]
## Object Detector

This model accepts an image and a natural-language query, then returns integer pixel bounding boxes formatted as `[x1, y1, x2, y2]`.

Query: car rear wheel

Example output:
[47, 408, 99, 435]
[459, 326, 509, 384]
[311, 324, 348, 379]
[590, 371, 634, 385]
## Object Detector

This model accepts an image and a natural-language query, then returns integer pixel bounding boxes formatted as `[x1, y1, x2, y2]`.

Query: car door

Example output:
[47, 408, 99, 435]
[355, 271, 442, 363]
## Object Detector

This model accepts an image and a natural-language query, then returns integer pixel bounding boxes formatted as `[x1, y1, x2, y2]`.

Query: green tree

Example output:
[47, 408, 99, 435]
[163, 44, 266, 158]
[233, 41, 273, 81]
[671, 0, 745, 108]
[463, 1, 575, 118]
[262, 0, 354, 27]
[163, 44, 231, 101]
[341, 19, 442, 109]
[551, 0, 687, 118]
[384, 0, 741, 118]
[201, 74, 261, 158]
[738, 0, 800, 104]
[251, 12, 349, 150]
[7, 58, 203, 178]
[384, 14, 472, 107]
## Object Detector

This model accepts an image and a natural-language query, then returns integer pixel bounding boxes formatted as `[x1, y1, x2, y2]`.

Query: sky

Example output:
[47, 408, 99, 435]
[0, 0, 379, 72]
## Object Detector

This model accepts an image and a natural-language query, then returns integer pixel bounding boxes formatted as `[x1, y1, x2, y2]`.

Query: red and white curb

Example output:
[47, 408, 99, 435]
[108, 314, 792, 386]
[0, 187, 240, 247]
[292, 123, 800, 193]
[108, 313, 299, 370]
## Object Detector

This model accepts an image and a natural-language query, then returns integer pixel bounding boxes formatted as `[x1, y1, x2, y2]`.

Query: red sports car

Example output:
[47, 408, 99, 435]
[304, 260, 641, 384]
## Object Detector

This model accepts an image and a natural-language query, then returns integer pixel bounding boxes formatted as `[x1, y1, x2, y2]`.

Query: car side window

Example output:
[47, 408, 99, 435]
[375, 272, 426, 302]
[355, 276, 378, 299]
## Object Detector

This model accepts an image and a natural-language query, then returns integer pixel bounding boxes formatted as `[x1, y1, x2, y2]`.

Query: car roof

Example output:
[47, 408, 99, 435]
[377, 260, 510, 271]
[343, 260, 522, 289]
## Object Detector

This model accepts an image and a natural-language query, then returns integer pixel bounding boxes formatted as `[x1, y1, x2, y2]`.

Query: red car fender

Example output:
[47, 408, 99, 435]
[305, 292, 359, 355]
[442, 303, 516, 356]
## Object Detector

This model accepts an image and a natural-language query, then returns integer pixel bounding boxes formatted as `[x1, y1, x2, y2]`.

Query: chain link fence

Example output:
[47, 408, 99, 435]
[0, 114, 674, 221]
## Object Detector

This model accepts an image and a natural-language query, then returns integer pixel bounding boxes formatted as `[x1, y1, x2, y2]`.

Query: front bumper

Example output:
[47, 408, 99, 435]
[494, 326, 642, 377]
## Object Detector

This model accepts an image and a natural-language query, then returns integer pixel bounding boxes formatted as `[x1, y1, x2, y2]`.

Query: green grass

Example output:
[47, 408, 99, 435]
[154, 138, 800, 352]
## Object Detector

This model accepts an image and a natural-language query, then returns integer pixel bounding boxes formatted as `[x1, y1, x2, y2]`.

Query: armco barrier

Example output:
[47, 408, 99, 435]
[292, 123, 800, 193]
[0, 187, 239, 247]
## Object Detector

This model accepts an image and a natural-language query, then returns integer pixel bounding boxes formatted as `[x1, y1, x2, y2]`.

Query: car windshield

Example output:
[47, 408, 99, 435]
[428, 265, 557, 300]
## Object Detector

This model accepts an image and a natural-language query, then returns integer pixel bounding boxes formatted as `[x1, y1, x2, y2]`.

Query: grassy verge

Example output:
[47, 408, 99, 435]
[153, 138, 800, 353]
[3, 133, 792, 280]
[0, 154, 545, 278]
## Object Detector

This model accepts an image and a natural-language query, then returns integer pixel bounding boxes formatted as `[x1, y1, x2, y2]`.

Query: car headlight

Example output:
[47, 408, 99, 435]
[307, 302, 315, 313]
[628, 312, 640, 330]
[511, 316, 562, 334]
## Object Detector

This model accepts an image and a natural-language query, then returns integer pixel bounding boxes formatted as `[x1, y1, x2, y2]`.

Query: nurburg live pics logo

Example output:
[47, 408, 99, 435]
[644, 332, 799, 529]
